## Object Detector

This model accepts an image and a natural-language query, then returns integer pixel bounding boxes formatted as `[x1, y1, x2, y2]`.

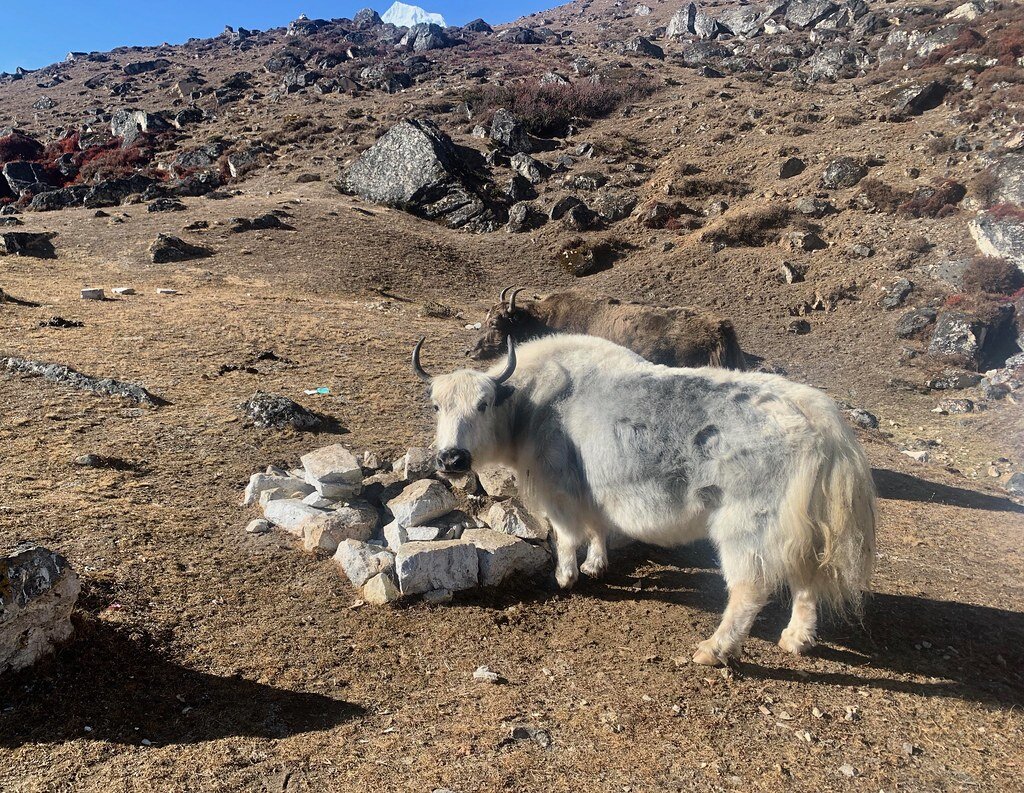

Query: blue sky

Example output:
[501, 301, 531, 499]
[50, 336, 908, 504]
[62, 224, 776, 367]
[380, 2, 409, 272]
[0, 1, 553, 74]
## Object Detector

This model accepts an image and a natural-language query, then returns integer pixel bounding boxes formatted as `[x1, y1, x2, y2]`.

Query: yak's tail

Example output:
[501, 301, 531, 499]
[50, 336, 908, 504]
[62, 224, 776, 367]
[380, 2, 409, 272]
[775, 393, 876, 618]
[709, 320, 748, 371]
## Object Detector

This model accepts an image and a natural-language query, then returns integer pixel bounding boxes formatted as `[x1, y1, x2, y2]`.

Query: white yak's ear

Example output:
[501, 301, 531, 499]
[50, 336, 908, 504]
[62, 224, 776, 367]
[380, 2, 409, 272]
[495, 384, 516, 406]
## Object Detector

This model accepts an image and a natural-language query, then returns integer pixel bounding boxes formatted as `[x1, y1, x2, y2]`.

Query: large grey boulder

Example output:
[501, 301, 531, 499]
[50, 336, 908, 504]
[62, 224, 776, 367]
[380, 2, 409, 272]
[2, 546, 80, 675]
[784, 0, 839, 29]
[883, 81, 948, 119]
[2, 161, 59, 195]
[991, 154, 1024, 206]
[262, 498, 327, 536]
[486, 499, 549, 541]
[490, 108, 533, 154]
[462, 529, 550, 587]
[401, 23, 454, 52]
[242, 472, 314, 505]
[969, 212, 1024, 268]
[820, 157, 867, 189]
[110, 109, 168, 146]
[301, 502, 379, 552]
[808, 45, 870, 82]
[396, 540, 479, 595]
[343, 119, 503, 231]
[0, 231, 57, 257]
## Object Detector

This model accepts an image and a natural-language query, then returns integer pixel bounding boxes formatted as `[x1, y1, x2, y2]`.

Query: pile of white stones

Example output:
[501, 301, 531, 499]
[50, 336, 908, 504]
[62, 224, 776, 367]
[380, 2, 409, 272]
[243, 444, 551, 604]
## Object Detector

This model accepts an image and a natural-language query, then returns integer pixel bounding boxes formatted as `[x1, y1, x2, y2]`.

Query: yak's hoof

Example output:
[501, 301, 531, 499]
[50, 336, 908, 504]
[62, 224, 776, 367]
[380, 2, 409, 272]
[692, 640, 728, 667]
[580, 557, 608, 578]
[556, 567, 578, 590]
[778, 628, 816, 656]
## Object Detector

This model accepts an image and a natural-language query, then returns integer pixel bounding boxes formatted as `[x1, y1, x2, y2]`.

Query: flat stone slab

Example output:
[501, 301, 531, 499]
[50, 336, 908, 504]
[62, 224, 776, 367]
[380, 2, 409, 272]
[2, 546, 81, 675]
[243, 472, 314, 506]
[301, 502, 379, 553]
[301, 444, 362, 499]
[462, 529, 550, 587]
[262, 498, 327, 536]
[396, 540, 479, 596]
[386, 479, 456, 527]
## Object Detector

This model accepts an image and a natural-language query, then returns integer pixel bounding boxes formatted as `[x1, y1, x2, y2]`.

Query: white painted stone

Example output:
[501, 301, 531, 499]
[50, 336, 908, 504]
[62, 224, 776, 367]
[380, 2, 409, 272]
[387, 479, 456, 527]
[363, 571, 400, 605]
[395, 540, 478, 596]
[334, 539, 396, 587]
[477, 464, 517, 498]
[80, 288, 104, 300]
[462, 528, 550, 587]
[112, 286, 135, 296]
[485, 499, 548, 541]
[243, 473, 313, 506]
[300, 444, 362, 499]
[262, 498, 327, 536]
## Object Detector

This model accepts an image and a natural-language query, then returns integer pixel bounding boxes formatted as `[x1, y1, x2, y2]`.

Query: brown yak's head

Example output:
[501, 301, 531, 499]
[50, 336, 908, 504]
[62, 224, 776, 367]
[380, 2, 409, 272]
[466, 287, 529, 361]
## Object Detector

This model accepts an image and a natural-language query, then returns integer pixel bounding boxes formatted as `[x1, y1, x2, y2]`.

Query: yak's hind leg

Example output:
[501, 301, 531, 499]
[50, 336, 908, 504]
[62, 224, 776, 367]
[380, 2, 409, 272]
[693, 516, 770, 666]
[779, 585, 817, 655]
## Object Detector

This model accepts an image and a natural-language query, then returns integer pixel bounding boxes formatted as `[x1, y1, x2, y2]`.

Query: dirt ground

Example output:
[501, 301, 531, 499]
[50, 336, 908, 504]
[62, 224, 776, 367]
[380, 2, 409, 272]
[1, 183, 1022, 792]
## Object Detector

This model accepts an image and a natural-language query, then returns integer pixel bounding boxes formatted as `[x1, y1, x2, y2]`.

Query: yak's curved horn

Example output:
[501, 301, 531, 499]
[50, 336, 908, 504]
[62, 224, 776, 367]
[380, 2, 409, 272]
[508, 287, 526, 312]
[493, 336, 517, 384]
[499, 286, 514, 304]
[411, 337, 432, 383]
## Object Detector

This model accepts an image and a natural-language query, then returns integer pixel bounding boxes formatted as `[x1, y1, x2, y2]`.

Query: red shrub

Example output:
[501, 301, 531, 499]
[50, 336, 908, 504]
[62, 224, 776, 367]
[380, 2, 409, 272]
[0, 132, 44, 165]
[962, 256, 1024, 296]
[41, 132, 81, 161]
[978, 21, 1024, 66]
[989, 202, 1024, 222]
[926, 28, 986, 66]
[944, 293, 967, 309]
[899, 179, 966, 218]
[76, 143, 151, 183]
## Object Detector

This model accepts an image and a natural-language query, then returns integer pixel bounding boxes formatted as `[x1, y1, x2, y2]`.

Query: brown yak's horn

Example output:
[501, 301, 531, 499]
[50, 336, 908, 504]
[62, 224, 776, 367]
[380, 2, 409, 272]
[508, 287, 526, 312]
[411, 337, 432, 383]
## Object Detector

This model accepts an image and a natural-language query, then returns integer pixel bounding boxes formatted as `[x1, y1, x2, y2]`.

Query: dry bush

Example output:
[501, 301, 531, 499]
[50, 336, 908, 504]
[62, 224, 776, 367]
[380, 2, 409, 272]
[700, 205, 791, 247]
[0, 132, 44, 164]
[925, 135, 953, 155]
[858, 178, 911, 213]
[978, 19, 1024, 66]
[904, 234, 931, 254]
[671, 176, 751, 199]
[975, 66, 1024, 92]
[899, 178, 966, 218]
[970, 169, 1000, 208]
[468, 73, 656, 136]
[962, 256, 1024, 296]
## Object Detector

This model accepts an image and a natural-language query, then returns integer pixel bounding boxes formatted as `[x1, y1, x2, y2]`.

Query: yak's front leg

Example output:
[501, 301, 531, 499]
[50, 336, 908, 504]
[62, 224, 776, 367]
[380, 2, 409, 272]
[546, 512, 582, 589]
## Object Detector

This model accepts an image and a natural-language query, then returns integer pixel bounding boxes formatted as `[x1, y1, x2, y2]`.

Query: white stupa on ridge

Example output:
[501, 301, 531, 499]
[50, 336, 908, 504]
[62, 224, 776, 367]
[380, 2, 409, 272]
[381, 1, 447, 27]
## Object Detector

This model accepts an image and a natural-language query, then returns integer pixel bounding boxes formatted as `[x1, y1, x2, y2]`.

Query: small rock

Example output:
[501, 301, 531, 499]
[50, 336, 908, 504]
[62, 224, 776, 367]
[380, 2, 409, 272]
[243, 472, 314, 506]
[262, 498, 326, 536]
[300, 444, 362, 499]
[387, 479, 456, 527]
[485, 500, 549, 541]
[149, 234, 212, 264]
[473, 665, 502, 684]
[395, 540, 478, 596]
[846, 408, 878, 429]
[779, 157, 805, 179]
[894, 308, 937, 339]
[839, 764, 857, 778]
[881, 278, 913, 310]
[245, 519, 272, 534]
[80, 288, 104, 300]
[334, 539, 396, 587]
[301, 502, 379, 552]
[933, 398, 975, 415]
[463, 528, 550, 587]
[400, 447, 436, 480]
[362, 571, 400, 604]
[820, 157, 867, 190]
[1005, 472, 1024, 496]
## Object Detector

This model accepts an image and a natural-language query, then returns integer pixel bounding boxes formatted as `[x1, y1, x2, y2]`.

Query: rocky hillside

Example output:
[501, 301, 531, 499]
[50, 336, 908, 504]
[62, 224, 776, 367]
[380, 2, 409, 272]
[1, 0, 1022, 482]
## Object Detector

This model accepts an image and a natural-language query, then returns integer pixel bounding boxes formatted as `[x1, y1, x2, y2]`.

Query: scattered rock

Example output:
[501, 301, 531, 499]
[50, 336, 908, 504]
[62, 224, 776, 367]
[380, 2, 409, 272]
[0, 231, 57, 258]
[934, 398, 975, 415]
[472, 664, 502, 683]
[895, 307, 937, 339]
[477, 464, 517, 498]
[820, 157, 867, 189]
[242, 472, 314, 506]
[262, 499, 327, 536]
[1005, 472, 1024, 496]
[779, 157, 806, 179]
[884, 80, 948, 119]
[1, 546, 81, 675]
[968, 212, 1024, 268]
[846, 408, 879, 429]
[245, 519, 272, 534]
[881, 278, 913, 310]
[149, 234, 213, 264]
[490, 108, 534, 154]
[335, 539, 396, 587]
[362, 571, 400, 604]
[2, 356, 164, 405]
[237, 391, 331, 430]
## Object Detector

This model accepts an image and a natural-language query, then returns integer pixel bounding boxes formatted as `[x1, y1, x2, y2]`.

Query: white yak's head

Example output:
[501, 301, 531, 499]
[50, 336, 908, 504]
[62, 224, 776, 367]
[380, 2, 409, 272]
[412, 336, 517, 474]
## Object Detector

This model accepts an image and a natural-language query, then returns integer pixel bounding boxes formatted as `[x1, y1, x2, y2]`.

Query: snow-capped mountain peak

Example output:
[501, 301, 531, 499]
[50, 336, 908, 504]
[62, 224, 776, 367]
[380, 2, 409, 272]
[381, 1, 447, 28]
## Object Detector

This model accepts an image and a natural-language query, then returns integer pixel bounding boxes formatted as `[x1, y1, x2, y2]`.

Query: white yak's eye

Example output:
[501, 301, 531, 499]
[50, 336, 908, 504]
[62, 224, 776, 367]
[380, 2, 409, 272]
[476, 400, 487, 413]
[432, 404, 439, 412]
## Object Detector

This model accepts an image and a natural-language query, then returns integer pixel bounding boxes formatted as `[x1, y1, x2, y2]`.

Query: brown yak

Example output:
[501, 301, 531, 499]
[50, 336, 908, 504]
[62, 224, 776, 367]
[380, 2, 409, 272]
[467, 288, 747, 369]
